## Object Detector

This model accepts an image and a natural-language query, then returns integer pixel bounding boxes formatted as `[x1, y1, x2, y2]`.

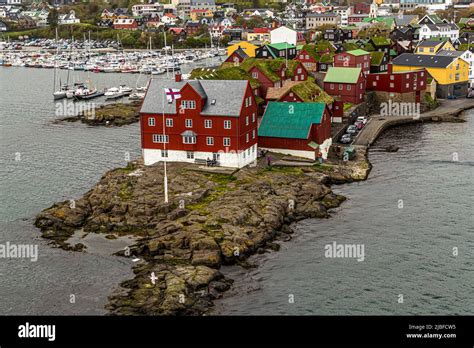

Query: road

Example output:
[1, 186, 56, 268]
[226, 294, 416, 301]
[353, 99, 474, 147]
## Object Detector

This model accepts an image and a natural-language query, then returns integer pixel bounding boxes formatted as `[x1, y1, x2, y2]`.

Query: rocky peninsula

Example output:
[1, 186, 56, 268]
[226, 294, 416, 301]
[34, 149, 370, 315]
[56, 101, 140, 127]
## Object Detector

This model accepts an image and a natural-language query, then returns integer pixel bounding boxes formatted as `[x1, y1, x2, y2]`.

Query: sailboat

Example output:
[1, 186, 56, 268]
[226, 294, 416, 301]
[53, 28, 69, 100]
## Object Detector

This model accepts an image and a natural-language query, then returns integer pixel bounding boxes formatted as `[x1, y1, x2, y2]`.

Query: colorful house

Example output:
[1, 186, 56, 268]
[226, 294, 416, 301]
[391, 53, 469, 98]
[369, 51, 389, 73]
[247, 28, 271, 42]
[366, 64, 427, 104]
[255, 43, 297, 60]
[140, 74, 258, 168]
[258, 102, 332, 160]
[333, 49, 371, 76]
[323, 67, 366, 104]
[113, 18, 138, 30]
[415, 39, 455, 55]
[225, 48, 249, 64]
[227, 41, 259, 58]
[239, 58, 308, 99]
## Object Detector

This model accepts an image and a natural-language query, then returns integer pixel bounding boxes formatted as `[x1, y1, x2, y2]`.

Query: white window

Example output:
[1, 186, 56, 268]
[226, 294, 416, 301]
[183, 136, 196, 144]
[148, 117, 155, 126]
[224, 120, 231, 129]
[347, 85, 351, 91]
[390, 75, 395, 80]
[204, 119, 212, 128]
[330, 84, 334, 89]
[252, 113, 255, 122]
[246, 116, 249, 126]
[206, 136, 214, 145]
[360, 83, 362, 89]
[390, 83, 394, 88]
[223, 137, 230, 146]
[181, 100, 196, 109]
[252, 129, 256, 139]
[161, 149, 168, 157]
[185, 119, 193, 128]
[246, 133, 249, 142]
[297, 68, 302, 73]
[339, 84, 343, 90]
[248, 96, 252, 106]
[152, 134, 169, 143]
[186, 152, 194, 159]
[406, 83, 409, 88]
[166, 118, 173, 127]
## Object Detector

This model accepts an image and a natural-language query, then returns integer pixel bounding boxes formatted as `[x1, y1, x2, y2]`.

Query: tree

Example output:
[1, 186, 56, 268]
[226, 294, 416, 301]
[405, 7, 427, 18]
[48, 8, 59, 28]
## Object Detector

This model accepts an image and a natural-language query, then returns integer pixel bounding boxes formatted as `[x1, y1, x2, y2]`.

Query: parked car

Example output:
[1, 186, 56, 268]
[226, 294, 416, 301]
[357, 116, 368, 124]
[355, 121, 364, 130]
[347, 125, 358, 135]
[340, 134, 352, 144]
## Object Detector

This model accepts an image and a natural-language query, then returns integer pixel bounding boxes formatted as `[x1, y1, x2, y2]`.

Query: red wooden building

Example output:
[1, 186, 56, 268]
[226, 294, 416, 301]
[296, 49, 317, 72]
[323, 67, 366, 104]
[333, 49, 371, 76]
[113, 18, 138, 30]
[258, 102, 332, 160]
[245, 59, 308, 99]
[140, 74, 258, 168]
[366, 64, 427, 103]
[225, 48, 249, 64]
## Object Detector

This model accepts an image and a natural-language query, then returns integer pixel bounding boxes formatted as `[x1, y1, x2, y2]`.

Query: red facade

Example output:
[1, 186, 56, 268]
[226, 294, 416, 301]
[333, 51, 371, 76]
[141, 80, 258, 155]
[259, 108, 332, 152]
[366, 66, 427, 102]
[323, 72, 366, 104]
[225, 50, 246, 64]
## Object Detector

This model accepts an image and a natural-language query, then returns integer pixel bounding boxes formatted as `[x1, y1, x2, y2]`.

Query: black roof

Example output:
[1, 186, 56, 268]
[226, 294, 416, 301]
[392, 53, 456, 68]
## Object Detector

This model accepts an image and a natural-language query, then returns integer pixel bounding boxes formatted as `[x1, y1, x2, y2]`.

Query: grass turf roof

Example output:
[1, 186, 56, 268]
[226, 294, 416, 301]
[239, 58, 302, 82]
[369, 51, 385, 66]
[258, 102, 326, 139]
[370, 37, 391, 46]
[290, 80, 334, 104]
[190, 66, 261, 89]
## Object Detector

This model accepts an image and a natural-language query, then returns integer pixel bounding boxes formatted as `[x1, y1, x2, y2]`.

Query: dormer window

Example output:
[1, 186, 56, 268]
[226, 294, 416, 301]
[181, 100, 196, 109]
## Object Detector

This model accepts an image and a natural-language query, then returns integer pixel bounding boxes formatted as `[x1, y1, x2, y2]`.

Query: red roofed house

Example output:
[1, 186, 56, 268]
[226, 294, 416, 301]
[113, 18, 138, 30]
[247, 27, 271, 42]
[140, 74, 258, 168]
[333, 49, 371, 76]
[323, 67, 366, 104]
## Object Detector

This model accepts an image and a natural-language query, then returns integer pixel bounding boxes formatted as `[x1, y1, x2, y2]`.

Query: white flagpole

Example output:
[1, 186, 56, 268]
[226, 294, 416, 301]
[162, 88, 168, 204]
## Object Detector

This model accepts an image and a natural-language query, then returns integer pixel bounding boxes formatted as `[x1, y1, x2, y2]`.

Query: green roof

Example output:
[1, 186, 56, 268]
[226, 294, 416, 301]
[290, 79, 333, 103]
[238, 58, 300, 82]
[362, 17, 394, 27]
[190, 66, 261, 89]
[342, 42, 360, 51]
[258, 102, 325, 139]
[370, 51, 385, 66]
[267, 42, 296, 50]
[370, 37, 391, 47]
[347, 49, 369, 56]
[324, 67, 361, 84]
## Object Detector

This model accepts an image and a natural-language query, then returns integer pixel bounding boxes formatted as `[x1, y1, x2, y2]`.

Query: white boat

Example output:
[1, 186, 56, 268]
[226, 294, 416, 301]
[151, 67, 166, 75]
[129, 92, 145, 100]
[136, 86, 148, 92]
[104, 85, 132, 96]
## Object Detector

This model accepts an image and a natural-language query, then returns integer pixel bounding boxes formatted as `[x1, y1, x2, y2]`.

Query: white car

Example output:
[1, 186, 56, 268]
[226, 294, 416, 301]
[357, 116, 368, 124]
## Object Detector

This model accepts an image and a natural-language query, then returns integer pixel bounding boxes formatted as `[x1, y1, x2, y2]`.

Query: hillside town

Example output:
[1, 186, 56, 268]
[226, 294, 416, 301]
[1, 0, 474, 165]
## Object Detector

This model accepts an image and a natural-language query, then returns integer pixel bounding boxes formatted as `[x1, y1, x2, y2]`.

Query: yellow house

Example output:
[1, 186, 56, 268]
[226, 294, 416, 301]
[415, 40, 455, 55]
[227, 41, 259, 58]
[246, 29, 271, 43]
[392, 53, 469, 98]
[190, 9, 213, 21]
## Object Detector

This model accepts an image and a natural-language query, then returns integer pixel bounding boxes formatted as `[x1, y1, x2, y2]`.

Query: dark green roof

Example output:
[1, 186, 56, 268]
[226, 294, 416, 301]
[259, 102, 325, 139]
[239, 58, 301, 82]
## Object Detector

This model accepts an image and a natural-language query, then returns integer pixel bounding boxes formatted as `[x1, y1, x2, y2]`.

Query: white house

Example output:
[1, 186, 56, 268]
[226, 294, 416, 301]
[59, 10, 80, 25]
[400, 0, 452, 12]
[131, 3, 163, 16]
[419, 23, 459, 41]
[333, 6, 352, 26]
[271, 26, 297, 46]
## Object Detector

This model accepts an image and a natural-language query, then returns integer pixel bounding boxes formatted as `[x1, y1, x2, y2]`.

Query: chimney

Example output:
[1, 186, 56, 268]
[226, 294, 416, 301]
[387, 63, 392, 74]
[175, 72, 182, 82]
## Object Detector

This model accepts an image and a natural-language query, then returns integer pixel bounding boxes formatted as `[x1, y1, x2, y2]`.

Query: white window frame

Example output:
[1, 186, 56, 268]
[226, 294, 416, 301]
[206, 136, 214, 145]
[166, 118, 173, 127]
[152, 134, 169, 143]
[204, 119, 212, 128]
[224, 120, 231, 129]
[148, 117, 155, 126]
[185, 119, 193, 128]
[223, 137, 230, 146]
